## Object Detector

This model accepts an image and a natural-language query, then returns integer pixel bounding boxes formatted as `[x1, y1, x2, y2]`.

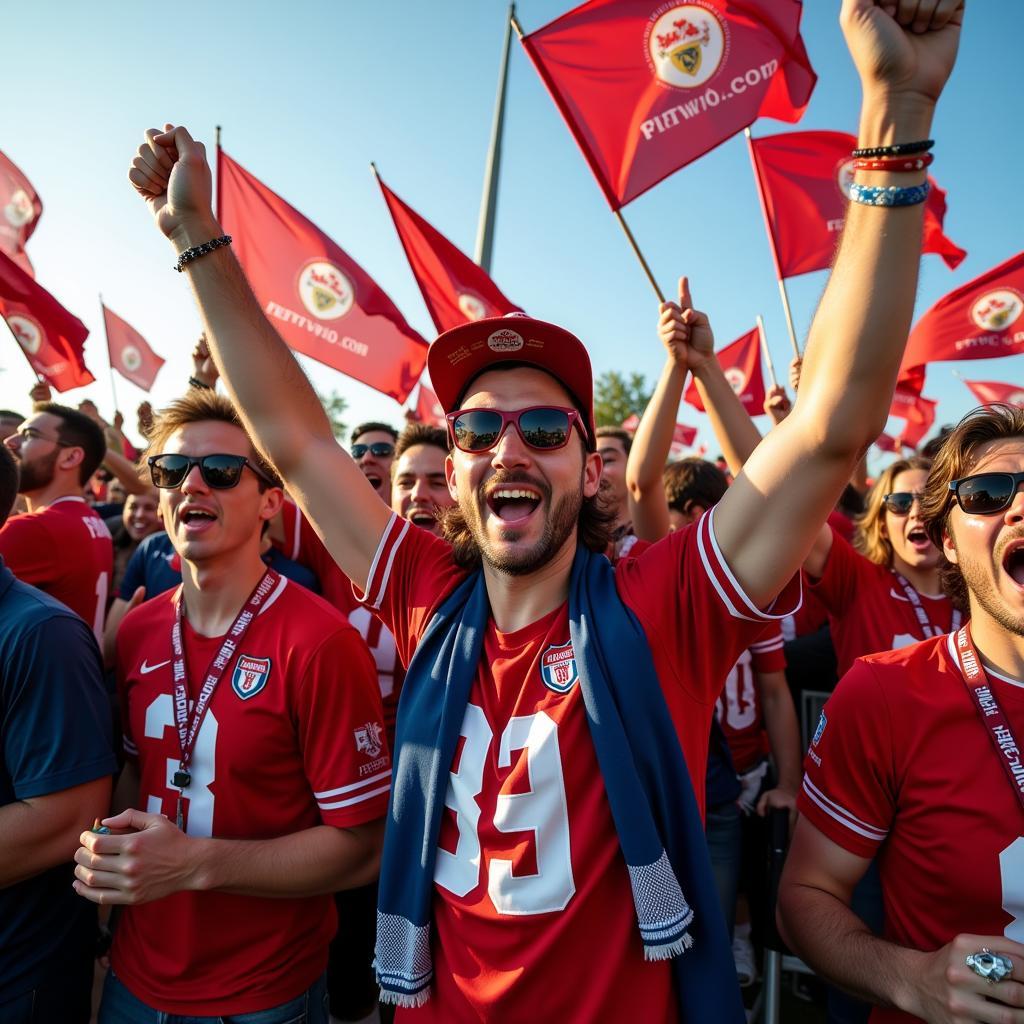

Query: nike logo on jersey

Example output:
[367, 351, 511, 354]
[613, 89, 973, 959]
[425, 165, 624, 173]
[139, 659, 171, 675]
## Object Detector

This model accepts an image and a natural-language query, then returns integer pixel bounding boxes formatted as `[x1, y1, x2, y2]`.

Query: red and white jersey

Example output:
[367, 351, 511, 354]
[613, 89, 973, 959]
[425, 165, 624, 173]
[809, 529, 958, 676]
[360, 508, 800, 1023]
[799, 635, 1024, 1023]
[715, 627, 787, 773]
[0, 496, 113, 642]
[113, 577, 390, 1017]
[278, 500, 403, 742]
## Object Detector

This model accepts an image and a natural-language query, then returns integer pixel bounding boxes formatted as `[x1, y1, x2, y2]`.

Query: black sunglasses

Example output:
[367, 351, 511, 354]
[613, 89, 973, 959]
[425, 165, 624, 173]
[351, 442, 395, 459]
[948, 471, 1024, 516]
[882, 491, 923, 516]
[446, 406, 588, 454]
[148, 453, 276, 490]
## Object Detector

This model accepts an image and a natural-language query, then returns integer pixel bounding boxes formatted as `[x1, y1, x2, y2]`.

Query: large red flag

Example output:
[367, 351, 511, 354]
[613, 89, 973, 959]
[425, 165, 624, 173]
[683, 326, 765, 414]
[900, 252, 1024, 385]
[102, 304, 165, 392]
[376, 174, 522, 333]
[411, 381, 446, 428]
[520, 0, 815, 209]
[0, 251, 92, 391]
[0, 149, 42, 275]
[963, 379, 1024, 409]
[218, 150, 427, 403]
[748, 130, 965, 279]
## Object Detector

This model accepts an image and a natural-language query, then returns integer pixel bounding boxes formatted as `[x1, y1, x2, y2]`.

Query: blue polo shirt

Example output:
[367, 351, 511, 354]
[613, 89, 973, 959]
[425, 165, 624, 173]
[0, 557, 118, 996]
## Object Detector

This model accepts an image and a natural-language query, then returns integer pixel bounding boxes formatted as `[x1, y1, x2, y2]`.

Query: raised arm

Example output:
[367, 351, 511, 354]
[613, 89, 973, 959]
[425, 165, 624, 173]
[713, 0, 964, 607]
[127, 129, 388, 591]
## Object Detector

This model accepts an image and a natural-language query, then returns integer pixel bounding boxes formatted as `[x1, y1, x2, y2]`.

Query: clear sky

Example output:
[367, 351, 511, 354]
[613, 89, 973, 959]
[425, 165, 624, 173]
[1, 0, 1020, 467]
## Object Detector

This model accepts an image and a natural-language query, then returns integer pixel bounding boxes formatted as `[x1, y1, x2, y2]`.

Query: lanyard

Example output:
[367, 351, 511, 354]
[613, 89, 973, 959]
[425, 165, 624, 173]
[170, 569, 278, 827]
[953, 624, 1024, 815]
[891, 571, 962, 640]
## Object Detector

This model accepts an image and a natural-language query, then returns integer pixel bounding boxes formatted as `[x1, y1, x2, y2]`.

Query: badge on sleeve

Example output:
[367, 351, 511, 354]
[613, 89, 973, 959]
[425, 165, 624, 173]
[232, 655, 271, 700]
[354, 722, 384, 759]
[812, 711, 828, 746]
[540, 641, 579, 694]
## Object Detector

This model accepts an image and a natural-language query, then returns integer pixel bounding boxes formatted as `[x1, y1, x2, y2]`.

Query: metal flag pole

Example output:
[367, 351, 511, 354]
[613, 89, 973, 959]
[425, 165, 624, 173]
[757, 314, 778, 389]
[475, 3, 515, 272]
[99, 293, 118, 416]
[214, 125, 222, 220]
[744, 128, 801, 358]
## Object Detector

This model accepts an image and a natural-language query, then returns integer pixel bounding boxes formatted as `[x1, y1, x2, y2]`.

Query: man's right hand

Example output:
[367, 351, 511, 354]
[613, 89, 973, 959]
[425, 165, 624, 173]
[657, 276, 715, 373]
[191, 333, 219, 389]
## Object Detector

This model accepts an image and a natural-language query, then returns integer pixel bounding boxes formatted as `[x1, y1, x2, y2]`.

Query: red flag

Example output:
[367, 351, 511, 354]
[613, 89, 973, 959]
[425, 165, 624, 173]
[669, 422, 698, 459]
[621, 413, 641, 432]
[748, 130, 965, 279]
[0, 149, 42, 275]
[898, 406, 936, 450]
[874, 432, 900, 454]
[683, 326, 764, 414]
[520, 0, 815, 209]
[376, 174, 522, 333]
[889, 386, 935, 426]
[412, 381, 446, 428]
[218, 150, 427, 403]
[102, 304, 165, 392]
[0, 250, 92, 392]
[962, 379, 1024, 409]
[899, 251, 1024, 384]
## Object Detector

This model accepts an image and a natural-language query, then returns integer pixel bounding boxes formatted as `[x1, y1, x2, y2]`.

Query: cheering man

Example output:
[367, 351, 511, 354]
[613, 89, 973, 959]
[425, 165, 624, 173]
[128, 2, 964, 1018]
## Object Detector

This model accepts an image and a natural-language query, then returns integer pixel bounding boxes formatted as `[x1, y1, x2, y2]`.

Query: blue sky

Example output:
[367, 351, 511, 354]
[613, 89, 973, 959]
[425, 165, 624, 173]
[1, 0, 1020, 468]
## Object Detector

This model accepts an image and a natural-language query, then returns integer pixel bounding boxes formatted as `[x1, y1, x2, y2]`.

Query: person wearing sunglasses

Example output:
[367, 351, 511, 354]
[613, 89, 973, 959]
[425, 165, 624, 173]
[74, 389, 388, 1024]
[129, 3, 964, 1017]
[350, 422, 398, 504]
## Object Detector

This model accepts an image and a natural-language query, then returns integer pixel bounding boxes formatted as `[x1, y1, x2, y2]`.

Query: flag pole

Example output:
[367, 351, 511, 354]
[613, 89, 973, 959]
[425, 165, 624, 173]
[744, 128, 800, 359]
[474, 3, 515, 272]
[99, 294, 118, 416]
[614, 211, 665, 303]
[757, 314, 778, 389]
[214, 125, 222, 220]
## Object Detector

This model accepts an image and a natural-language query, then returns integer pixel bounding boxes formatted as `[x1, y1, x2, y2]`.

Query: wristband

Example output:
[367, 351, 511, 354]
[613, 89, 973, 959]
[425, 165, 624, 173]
[188, 376, 214, 391]
[851, 139, 933, 159]
[852, 153, 933, 173]
[175, 235, 232, 273]
[848, 182, 931, 208]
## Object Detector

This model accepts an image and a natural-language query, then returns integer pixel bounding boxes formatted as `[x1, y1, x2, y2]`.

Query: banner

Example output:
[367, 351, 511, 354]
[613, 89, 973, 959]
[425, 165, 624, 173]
[748, 130, 965, 279]
[671, 421, 698, 453]
[889, 386, 935, 426]
[0, 250, 92, 392]
[900, 251, 1024, 385]
[0, 149, 42, 276]
[218, 150, 427, 403]
[103, 304, 165, 391]
[683, 326, 764, 414]
[898, 403, 936, 450]
[376, 174, 522, 333]
[874, 432, 900, 454]
[520, 0, 815, 209]
[963, 379, 1024, 409]
[411, 381, 446, 427]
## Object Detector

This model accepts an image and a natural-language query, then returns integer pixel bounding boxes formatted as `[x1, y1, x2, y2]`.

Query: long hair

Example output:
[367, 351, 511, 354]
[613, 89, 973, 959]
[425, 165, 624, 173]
[853, 455, 932, 567]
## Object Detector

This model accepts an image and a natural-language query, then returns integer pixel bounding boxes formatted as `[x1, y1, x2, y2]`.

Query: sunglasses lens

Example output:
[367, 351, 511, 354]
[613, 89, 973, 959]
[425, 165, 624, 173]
[370, 443, 394, 457]
[453, 410, 504, 452]
[958, 474, 1013, 515]
[351, 444, 367, 459]
[519, 408, 572, 449]
[885, 493, 914, 516]
[200, 454, 246, 489]
[149, 454, 190, 488]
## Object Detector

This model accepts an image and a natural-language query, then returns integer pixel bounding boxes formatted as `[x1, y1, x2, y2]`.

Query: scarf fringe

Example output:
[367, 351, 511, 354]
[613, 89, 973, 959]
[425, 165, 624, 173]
[644, 930, 694, 961]
[379, 987, 432, 1009]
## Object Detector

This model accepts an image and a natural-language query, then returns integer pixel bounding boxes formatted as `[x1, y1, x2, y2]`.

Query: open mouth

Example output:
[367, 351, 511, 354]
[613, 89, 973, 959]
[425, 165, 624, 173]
[486, 486, 542, 525]
[179, 506, 217, 531]
[1003, 541, 1024, 588]
[906, 526, 931, 552]
[364, 472, 383, 491]
[409, 509, 438, 529]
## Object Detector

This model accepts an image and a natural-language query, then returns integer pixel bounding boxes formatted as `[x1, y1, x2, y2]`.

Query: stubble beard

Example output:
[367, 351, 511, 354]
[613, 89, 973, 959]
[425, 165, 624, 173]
[955, 533, 1024, 639]
[16, 448, 58, 494]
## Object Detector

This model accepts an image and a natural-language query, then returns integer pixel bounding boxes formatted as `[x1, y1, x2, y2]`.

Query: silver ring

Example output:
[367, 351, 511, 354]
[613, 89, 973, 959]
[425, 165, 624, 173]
[965, 948, 1013, 984]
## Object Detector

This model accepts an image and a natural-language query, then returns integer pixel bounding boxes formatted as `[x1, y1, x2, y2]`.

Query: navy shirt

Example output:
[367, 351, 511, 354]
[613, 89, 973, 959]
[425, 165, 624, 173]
[119, 531, 320, 600]
[0, 558, 118, 995]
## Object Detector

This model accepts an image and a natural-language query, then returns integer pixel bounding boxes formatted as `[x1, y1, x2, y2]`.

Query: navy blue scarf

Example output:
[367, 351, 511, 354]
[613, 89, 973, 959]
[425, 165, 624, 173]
[375, 545, 743, 1022]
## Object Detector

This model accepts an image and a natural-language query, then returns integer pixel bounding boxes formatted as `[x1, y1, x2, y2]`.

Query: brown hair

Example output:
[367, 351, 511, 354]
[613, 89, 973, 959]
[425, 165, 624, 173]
[394, 422, 449, 463]
[144, 390, 282, 490]
[853, 455, 932, 567]
[596, 426, 632, 456]
[663, 458, 728, 514]
[33, 402, 107, 485]
[920, 403, 1024, 611]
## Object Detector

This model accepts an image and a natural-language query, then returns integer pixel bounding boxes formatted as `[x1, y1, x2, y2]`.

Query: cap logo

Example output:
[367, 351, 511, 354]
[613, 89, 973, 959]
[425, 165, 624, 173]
[487, 328, 524, 353]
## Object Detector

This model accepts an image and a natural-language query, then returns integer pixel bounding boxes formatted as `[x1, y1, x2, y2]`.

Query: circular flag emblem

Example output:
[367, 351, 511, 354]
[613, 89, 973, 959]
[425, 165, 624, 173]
[8, 314, 41, 354]
[835, 158, 857, 201]
[487, 328, 524, 353]
[121, 345, 142, 372]
[458, 292, 487, 322]
[1007, 390, 1024, 408]
[297, 260, 355, 321]
[646, 3, 726, 89]
[3, 189, 34, 229]
[970, 289, 1023, 333]
[724, 367, 747, 395]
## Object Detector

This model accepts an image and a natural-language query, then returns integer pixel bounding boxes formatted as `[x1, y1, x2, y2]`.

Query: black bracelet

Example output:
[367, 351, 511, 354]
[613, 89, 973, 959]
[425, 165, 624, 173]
[188, 376, 213, 390]
[175, 235, 232, 273]
[851, 139, 934, 159]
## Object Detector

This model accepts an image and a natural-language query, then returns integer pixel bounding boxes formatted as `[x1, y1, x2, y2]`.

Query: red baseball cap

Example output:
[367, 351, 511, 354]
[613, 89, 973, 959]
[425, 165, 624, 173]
[427, 313, 596, 448]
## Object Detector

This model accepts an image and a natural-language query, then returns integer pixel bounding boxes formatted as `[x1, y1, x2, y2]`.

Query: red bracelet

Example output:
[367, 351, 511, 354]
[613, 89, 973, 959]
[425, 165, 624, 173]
[852, 153, 933, 173]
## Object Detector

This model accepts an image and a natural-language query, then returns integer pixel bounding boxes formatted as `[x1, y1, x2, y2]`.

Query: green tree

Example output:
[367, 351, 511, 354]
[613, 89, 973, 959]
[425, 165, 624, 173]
[593, 370, 651, 427]
[316, 388, 348, 441]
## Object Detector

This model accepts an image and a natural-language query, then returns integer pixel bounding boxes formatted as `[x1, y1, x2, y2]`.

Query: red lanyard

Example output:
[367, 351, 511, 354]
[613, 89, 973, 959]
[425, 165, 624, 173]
[953, 624, 1024, 815]
[170, 569, 278, 827]
[891, 571, 961, 640]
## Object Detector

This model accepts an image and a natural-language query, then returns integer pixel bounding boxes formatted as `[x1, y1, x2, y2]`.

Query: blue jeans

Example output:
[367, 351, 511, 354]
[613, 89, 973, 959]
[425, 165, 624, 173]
[706, 800, 743, 942]
[98, 970, 328, 1024]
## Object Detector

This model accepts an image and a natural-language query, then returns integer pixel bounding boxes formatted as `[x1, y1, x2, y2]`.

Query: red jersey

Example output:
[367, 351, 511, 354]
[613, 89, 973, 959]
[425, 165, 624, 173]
[113, 576, 390, 1016]
[715, 628, 787, 773]
[809, 529, 959, 676]
[799, 635, 1024, 1024]
[361, 508, 800, 1023]
[0, 496, 113, 643]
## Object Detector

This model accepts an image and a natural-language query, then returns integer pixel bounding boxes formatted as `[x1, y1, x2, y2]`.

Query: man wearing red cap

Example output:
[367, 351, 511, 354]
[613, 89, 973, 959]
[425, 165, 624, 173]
[126, 3, 963, 1017]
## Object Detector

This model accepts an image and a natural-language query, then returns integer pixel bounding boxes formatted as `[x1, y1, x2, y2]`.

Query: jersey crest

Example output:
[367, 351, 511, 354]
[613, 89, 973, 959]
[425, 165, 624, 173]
[232, 655, 271, 701]
[812, 710, 828, 746]
[540, 641, 579, 694]
[354, 721, 384, 759]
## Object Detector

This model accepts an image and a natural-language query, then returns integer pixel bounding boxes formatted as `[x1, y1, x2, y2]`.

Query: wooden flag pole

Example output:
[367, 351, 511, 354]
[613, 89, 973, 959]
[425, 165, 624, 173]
[214, 125, 222, 220]
[757, 314, 778, 389]
[99, 293, 118, 415]
[614, 211, 665, 303]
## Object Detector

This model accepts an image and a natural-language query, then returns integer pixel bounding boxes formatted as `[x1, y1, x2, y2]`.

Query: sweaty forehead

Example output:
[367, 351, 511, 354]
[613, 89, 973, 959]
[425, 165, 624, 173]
[967, 436, 1024, 474]
[163, 420, 252, 457]
[395, 443, 446, 477]
[461, 366, 576, 410]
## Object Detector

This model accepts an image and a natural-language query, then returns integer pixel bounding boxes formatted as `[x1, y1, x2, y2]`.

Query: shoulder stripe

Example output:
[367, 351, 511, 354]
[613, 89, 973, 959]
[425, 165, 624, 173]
[801, 777, 888, 843]
[258, 576, 288, 616]
[289, 503, 302, 561]
[318, 781, 392, 810]
[359, 514, 409, 611]
[314, 768, 392, 800]
[750, 635, 785, 653]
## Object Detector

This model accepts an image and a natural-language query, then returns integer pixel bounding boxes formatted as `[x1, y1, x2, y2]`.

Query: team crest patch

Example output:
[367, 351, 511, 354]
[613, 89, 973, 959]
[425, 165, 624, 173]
[812, 710, 827, 747]
[232, 655, 271, 701]
[645, 3, 727, 90]
[355, 721, 384, 759]
[540, 641, 579, 694]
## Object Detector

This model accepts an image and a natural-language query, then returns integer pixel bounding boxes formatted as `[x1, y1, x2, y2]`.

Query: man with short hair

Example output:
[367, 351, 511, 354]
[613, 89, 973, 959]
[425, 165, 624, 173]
[0, 442, 117, 1024]
[392, 422, 450, 539]
[351, 421, 397, 505]
[73, 390, 389, 1023]
[595, 425, 634, 554]
[1, 400, 114, 640]
[127, 4, 964, 1016]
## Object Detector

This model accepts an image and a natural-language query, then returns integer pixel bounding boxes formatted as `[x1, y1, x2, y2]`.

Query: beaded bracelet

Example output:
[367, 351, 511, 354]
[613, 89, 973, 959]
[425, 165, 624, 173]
[175, 235, 232, 273]
[851, 139, 933, 159]
[188, 376, 213, 391]
[853, 153, 933, 173]
[848, 182, 931, 207]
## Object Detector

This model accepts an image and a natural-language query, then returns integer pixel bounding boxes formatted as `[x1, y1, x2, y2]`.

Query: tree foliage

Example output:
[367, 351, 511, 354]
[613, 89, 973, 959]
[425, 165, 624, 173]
[316, 388, 349, 441]
[593, 370, 652, 427]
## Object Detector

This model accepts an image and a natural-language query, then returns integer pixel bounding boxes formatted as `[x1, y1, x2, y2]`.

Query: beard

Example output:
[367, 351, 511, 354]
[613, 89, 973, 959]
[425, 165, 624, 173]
[16, 448, 58, 493]
[953, 531, 1024, 638]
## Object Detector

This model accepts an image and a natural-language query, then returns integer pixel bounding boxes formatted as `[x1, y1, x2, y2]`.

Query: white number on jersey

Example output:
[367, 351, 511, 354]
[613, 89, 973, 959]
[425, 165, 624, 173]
[92, 571, 109, 646]
[435, 704, 576, 915]
[1000, 837, 1024, 942]
[717, 651, 757, 731]
[347, 606, 398, 699]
